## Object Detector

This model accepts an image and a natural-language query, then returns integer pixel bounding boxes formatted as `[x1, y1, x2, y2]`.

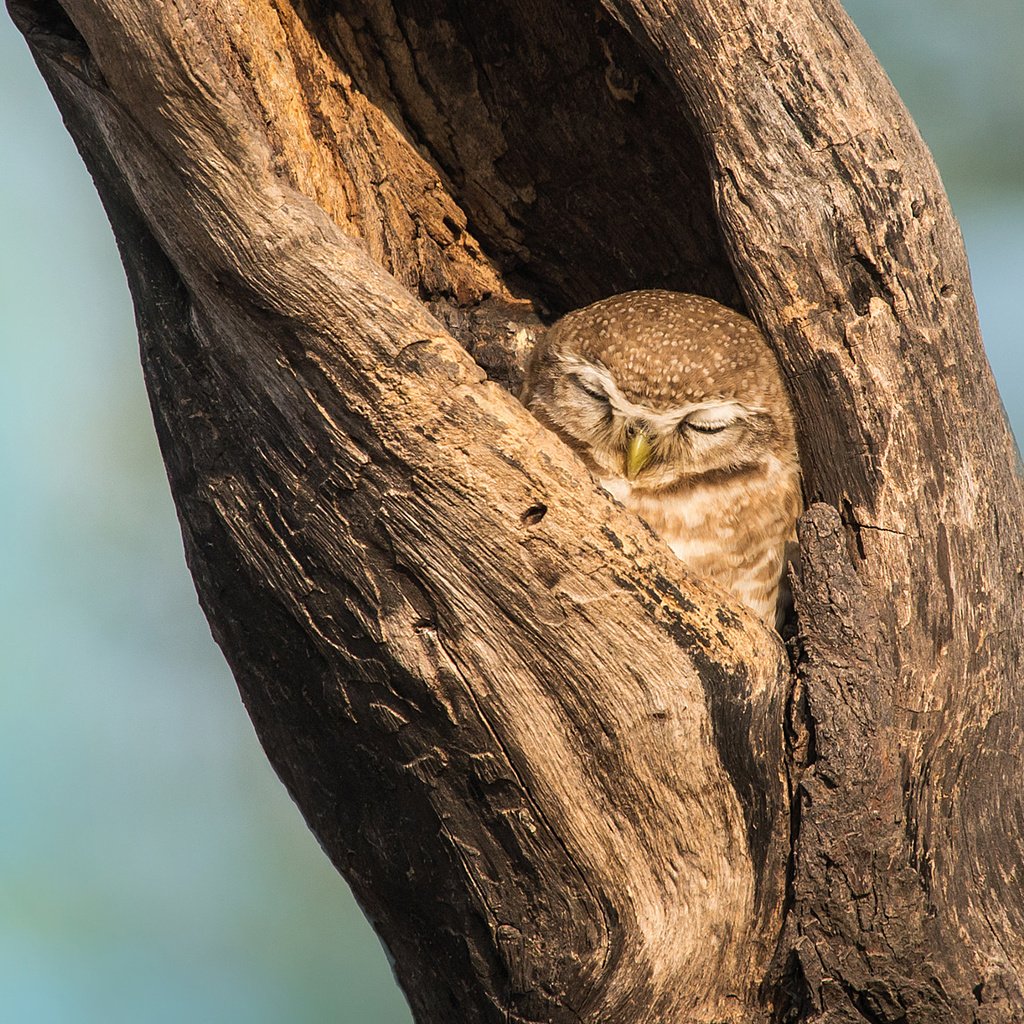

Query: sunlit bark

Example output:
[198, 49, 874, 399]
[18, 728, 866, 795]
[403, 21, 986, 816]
[10, 0, 1023, 1019]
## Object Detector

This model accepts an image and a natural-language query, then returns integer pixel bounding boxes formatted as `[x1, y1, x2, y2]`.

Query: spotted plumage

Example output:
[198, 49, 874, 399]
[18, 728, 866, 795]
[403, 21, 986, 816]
[522, 290, 801, 628]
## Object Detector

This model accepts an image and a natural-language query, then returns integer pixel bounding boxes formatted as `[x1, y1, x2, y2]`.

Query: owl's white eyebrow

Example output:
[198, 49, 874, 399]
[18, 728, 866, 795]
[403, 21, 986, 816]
[564, 358, 762, 428]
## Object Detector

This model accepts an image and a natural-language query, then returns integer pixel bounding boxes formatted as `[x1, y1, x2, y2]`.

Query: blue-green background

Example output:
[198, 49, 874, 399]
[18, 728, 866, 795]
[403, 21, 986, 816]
[2, 3, 1020, 1021]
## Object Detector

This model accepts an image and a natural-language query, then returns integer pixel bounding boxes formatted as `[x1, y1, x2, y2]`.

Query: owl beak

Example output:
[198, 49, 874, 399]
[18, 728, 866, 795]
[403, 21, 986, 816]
[624, 429, 654, 479]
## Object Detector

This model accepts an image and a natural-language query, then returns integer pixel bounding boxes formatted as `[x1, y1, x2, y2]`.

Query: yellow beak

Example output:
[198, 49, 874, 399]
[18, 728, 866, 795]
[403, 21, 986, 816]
[624, 429, 654, 479]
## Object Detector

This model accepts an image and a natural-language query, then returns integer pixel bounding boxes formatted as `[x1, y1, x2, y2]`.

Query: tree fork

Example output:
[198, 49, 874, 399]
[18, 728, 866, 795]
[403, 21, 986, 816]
[9, 0, 1023, 1021]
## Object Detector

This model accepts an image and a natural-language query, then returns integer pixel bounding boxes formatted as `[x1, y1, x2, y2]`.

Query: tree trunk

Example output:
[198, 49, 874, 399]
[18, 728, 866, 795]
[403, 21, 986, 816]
[9, 0, 1022, 1021]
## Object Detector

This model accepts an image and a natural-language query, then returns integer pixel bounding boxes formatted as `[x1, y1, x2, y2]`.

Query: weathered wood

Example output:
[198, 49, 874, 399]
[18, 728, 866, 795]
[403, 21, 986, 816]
[9, 0, 1023, 1021]
[595, 3, 1024, 1017]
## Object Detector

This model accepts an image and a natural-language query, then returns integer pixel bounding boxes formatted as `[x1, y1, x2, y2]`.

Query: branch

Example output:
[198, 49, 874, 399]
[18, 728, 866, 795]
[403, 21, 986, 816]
[11, 0, 1024, 1020]
[597, 0, 1024, 1012]
[10, 0, 790, 1020]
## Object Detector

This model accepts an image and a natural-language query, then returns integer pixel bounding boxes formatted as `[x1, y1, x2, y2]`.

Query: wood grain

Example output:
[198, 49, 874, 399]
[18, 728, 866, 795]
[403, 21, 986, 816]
[9, 0, 1022, 1020]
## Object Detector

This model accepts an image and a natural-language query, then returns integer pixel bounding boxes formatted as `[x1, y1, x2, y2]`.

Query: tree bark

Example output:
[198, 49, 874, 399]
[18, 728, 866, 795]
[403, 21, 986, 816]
[9, 0, 1022, 1021]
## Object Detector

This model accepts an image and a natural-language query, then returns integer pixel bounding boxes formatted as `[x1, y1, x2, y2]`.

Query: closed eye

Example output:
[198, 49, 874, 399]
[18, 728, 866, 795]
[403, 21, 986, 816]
[574, 378, 610, 403]
[682, 401, 749, 435]
[685, 420, 731, 435]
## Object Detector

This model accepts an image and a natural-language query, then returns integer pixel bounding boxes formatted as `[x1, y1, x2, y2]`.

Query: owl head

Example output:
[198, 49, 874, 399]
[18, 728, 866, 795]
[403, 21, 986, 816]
[521, 290, 797, 493]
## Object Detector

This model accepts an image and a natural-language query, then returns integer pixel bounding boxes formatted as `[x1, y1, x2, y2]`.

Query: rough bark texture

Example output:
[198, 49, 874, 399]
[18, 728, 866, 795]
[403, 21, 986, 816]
[9, 0, 1023, 1022]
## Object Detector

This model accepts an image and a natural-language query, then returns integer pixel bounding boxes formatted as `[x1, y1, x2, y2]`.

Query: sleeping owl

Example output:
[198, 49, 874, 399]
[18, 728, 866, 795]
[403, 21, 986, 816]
[521, 290, 801, 628]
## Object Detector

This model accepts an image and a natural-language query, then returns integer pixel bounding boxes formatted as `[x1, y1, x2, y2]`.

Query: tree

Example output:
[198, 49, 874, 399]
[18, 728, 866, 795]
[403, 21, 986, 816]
[9, 0, 1023, 1020]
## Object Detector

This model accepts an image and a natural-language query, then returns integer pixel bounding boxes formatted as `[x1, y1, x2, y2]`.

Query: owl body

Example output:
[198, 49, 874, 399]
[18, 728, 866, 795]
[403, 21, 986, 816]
[522, 290, 800, 627]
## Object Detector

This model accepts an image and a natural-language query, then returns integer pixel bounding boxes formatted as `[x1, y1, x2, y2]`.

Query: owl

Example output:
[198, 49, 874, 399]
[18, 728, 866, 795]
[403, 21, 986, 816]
[521, 290, 801, 628]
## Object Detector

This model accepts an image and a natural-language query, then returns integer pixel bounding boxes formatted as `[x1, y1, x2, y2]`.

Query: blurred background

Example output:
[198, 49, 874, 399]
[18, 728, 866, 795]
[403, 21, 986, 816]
[1, 2, 1020, 1021]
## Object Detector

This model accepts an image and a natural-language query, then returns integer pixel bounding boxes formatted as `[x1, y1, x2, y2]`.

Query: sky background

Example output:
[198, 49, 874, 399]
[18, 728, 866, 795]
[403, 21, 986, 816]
[2, 2, 1021, 1021]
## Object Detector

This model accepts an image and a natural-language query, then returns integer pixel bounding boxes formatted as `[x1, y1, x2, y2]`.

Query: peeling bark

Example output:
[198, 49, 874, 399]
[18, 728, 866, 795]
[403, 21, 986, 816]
[9, 0, 1023, 1021]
